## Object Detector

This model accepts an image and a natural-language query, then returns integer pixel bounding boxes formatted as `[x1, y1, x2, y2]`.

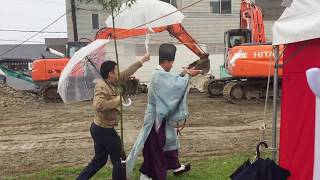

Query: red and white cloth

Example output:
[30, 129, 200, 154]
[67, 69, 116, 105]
[279, 38, 320, 180]
[306, 68, 320, 180]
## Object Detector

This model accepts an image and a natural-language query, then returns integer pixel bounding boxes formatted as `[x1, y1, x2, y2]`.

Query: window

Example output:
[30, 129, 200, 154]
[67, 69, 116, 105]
[160, 0, 177, 8]
[221, 0, 231, 14]
[210, 0, 231, 14]
[92, 14, 99, 30]
[210, 0, 220, 13]
[229, 35, 246, 47]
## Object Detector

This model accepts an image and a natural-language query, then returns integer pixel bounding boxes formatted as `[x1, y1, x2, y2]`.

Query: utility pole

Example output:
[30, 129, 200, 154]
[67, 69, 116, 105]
[71, 0, 78, 42]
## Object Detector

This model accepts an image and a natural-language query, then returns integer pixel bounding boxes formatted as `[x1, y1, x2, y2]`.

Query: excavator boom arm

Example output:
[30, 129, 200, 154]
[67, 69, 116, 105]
[167, 24, 208, 59]
[95, 23, 208, 59]
[240, 0, 266, 43]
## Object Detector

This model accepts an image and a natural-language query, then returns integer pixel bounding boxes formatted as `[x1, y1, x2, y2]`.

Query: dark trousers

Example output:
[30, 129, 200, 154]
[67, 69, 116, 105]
[140, 120, 181, 180]
[76, 122, 125, 180]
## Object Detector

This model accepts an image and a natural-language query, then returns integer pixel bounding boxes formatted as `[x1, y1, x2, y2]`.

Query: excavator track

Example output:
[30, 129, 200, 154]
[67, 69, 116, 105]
[207, 79, 227, 97]
[223, 81, 245, 104]
[42, 86, 61, 102]
[221, 80, 278, 104]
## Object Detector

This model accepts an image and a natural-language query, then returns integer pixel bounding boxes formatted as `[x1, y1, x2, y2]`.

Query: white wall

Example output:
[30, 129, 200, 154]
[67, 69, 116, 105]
[105, 44, 225, 82]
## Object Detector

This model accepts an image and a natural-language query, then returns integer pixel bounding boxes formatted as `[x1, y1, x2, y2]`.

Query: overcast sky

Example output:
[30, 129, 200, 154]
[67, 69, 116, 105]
[0, 0, 67, 44]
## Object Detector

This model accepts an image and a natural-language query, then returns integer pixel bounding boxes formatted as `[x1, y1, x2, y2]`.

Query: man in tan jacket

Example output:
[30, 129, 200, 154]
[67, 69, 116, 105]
[76, 53, 150, 180]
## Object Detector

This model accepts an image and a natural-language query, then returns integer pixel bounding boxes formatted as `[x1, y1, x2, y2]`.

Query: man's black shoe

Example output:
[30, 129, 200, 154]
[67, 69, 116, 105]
[173, 163, 191, 175]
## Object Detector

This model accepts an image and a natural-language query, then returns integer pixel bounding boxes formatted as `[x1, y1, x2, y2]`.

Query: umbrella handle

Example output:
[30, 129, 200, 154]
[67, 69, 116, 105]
[145, 33, 150, 53]
[122, 97, 132, 107]
[256, 141, 268, 158]
[145, 27, 154, 53]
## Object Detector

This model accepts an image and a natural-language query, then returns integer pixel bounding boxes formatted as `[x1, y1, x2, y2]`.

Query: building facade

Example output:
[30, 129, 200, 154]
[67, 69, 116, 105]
[65, 0, 284, 81]
[65, 0, 283, 54]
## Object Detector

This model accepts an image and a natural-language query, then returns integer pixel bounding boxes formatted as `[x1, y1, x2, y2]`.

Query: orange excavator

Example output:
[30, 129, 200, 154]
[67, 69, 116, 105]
[31, 24, 210, 100]
[31, 42, 88, 99]
[31, 0, 280, 103]
[95, 23, 210, 69]
[207, 0, 283, 103]
[95, 24, 209, 60]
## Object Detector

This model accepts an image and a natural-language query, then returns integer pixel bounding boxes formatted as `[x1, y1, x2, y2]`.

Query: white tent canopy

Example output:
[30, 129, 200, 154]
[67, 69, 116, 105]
[272, 0, 320, 45]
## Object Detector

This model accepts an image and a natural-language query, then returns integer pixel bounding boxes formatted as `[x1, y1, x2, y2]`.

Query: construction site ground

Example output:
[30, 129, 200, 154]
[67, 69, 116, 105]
[0, 85, 279, 176]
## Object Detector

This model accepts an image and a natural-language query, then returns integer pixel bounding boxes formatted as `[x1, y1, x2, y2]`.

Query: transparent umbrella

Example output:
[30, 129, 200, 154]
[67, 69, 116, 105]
[105, 0, 184, 53]
[57, 39, 109, 104]
[105, 0, 184, 30]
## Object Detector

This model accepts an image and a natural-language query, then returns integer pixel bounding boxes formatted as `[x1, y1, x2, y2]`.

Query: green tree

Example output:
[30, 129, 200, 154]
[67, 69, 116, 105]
[79, 0, 136, 162]
[79, 0, 135, 13]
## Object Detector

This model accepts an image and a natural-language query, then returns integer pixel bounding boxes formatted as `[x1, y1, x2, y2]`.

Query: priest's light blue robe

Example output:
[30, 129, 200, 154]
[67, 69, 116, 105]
[126, 67, 191, 178]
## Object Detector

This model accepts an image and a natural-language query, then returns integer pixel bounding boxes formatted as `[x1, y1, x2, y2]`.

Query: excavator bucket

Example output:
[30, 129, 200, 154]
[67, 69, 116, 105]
[122, 78, 140, 96]
[187, 57, 210, 75]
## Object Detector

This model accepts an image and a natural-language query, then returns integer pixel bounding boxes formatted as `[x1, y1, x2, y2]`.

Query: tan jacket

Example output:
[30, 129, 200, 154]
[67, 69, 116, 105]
[93, 61, 143, 128]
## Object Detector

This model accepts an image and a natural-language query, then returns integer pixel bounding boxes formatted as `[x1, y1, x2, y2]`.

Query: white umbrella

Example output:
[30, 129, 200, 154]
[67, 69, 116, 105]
[57, 39, 109, 104]
[0, 68, 5, 76]
[307, 68, 320, 97]
[105, 0, 184, 53]
[106, 0, 184, 29]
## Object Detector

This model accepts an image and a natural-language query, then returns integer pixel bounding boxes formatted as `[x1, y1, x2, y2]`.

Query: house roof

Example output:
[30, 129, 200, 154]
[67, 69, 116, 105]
[0, 44, 62, 60]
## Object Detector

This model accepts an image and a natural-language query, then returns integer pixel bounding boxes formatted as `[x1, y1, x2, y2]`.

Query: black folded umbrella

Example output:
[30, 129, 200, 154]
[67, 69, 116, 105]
[230, 142, 291, 180]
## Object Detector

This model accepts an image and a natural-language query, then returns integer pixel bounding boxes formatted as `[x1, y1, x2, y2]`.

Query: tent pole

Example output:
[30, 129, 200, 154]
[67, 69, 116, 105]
[272, 45, 280, 161]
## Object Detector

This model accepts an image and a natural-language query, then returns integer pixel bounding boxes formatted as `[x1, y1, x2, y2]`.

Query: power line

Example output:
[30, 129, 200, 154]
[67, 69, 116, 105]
[121, 0, 207, 53]
[77, 7, 106, 13]
[111, 0, 205, 42]
[77, 5, 135, 18]
[80, 0, 206, 39]
[0, 29, 67, 33]
[0, 39, 43, 43]
[123, 0, 205, 30]
[0, 9, 71, 57]
[0, 0, 216, 57]
[12, 0, 65, 5]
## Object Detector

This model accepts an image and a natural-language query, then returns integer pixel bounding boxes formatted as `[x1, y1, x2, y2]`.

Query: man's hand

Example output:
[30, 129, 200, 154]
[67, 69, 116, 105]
[187, 69, 202, 77]
[182, 67, 202, 77]
[140, 53, 151, 63]
[181, 67, 188, 76]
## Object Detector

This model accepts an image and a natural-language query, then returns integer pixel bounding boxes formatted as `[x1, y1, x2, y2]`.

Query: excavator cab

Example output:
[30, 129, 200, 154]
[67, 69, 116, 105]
[220, 29, 251, 79]
[224, 29, 252, 49]
[66, 42, 89, 58]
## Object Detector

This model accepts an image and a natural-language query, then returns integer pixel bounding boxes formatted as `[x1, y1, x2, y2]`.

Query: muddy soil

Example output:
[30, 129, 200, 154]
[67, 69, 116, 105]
[0, 87, 278, 176]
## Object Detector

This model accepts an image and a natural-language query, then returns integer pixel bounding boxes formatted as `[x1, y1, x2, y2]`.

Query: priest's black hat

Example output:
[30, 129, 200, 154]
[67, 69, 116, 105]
[159, 43, 177, 62]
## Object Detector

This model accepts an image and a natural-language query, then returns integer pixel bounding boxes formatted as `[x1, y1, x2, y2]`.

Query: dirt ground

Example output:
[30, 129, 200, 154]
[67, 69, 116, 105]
[0, 85, 279, 177]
